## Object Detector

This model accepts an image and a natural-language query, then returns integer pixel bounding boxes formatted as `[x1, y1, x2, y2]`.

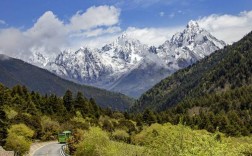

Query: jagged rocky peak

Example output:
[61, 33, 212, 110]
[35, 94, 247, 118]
[169, 20, 225, 49]
[75, 47, 95, 56]
[26, 20, 228, 97]
[186, 20, 200, 30]
[156, 20, 226, 69]
[28, 51, 50, 67]
[102, 33, 147, 52]
[170, 20, 204, 46]
[149, 46, 157, 54]
[101, 32, 148, 63]
[116, 33, 139, 43]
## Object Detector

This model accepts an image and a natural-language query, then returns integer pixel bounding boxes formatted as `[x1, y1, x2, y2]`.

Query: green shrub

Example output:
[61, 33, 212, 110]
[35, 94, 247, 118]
[40, 116, 60, 140]
[5, 133, 31, 156]
[7, 123, 34, 138]
[5, 124, 34, 155]
[102, 119, 114, 132]
[75, 127, 110, 156]
[132, 123, 250, 156]
[75, 127, 143, 156]
[111, 129, 130, 143]
[3, 106, 18, 119]
[116, 119, 136, 133]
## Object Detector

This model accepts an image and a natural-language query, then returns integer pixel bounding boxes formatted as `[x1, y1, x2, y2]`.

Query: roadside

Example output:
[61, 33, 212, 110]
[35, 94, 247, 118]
[25, 141, 57, 156]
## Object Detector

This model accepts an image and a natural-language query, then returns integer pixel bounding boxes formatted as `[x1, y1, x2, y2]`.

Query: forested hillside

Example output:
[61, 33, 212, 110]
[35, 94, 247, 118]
[135, 30, 252, 111]
[1, 84, 251, 156]
[0, 83, 140, 155]
[0, 84, 101, 146]
[0, 55, 134, 110]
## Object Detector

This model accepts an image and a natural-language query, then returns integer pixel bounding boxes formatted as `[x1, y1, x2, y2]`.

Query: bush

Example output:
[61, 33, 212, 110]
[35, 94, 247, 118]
[70, 111, 90, 130]
[102, 119, 114, 132]
[111, 129, 130, 143]
[5, 133, 31, 156]
[132, 123, 250, 156]
[75, 127, 110, 156]
[117, 119, 136, 133]
[5, 124, 34, 155]
[7, 124, 34, 138]
[75, 127, 143, 156]
[41, 116, 60, 140]
[68, 129, 85, 155]
[4, 106, 18, 119]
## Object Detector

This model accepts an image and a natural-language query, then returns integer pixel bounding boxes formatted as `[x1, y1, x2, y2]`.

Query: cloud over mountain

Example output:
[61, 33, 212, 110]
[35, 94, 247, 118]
[0, 5, 251, 60]
[0, 5, 121, 59]
[198, 10, 252, 44]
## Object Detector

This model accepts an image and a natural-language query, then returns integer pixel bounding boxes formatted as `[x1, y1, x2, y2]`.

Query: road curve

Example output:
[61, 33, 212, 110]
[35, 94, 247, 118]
[33, 142, 63, 156]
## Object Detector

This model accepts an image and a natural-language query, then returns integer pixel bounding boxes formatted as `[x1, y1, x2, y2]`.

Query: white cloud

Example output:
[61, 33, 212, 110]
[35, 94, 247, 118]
[69, 5, 120, 31]
[0, 28, 30, 58]
[70, 26, 121, 38]
[122, 11, 252, 46]
[197, 11, 252, 44]
[74, 34, 119, 49]
[1, 6, 252, 61]
[25, 11, 67, 56]
[0, 5, 121, 59]
[125, 26, 183, 46]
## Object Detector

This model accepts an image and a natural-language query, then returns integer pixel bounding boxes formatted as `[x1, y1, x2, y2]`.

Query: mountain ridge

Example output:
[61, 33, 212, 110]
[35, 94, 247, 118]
[0, 54, 134, 111]
[27, 20, 226, 98]
[133, 30, 252, 111]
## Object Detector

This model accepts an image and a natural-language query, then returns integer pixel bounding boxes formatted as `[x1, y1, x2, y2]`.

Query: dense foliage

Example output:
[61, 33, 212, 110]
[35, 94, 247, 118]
[0, 83, 138, 155]
[133, 85, 251, 136]
[0, 54, 134, 111]
[129, 31, 252, 137]
[133, 123, 252, 156]
[72, 123, 252, 156]
[0, 84, 97, 147]
[134, 31, 252, 111]
[0, 83, 251, 155]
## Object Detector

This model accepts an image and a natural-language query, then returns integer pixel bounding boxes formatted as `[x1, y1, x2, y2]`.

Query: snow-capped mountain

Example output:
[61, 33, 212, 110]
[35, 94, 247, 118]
[46, 48, 110, 82]
[156, 20, 226, 68]
[27, 20, 226, 98]
[28, 52, 50, 67]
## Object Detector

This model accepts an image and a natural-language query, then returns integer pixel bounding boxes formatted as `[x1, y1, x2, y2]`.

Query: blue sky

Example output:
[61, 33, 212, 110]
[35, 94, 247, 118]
[1, 0, 251, 29]
[0, 0, 252, 58]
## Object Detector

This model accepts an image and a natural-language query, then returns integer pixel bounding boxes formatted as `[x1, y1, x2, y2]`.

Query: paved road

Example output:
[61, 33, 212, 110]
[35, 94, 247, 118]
[33, 142, 63, 156]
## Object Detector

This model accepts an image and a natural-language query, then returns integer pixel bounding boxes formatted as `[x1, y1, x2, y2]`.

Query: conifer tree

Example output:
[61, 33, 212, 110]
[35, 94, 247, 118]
[63, 90, 74, 112]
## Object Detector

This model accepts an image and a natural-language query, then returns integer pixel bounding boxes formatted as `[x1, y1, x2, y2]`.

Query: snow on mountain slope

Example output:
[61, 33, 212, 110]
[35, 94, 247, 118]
[46, 48, 110, 83]
[157, 20, 226, 69]
[28, 52, 50, 67]
[27, 20, 226, 98]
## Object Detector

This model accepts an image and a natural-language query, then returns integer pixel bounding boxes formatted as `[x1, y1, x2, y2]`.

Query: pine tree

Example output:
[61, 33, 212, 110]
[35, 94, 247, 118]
[63, 90, 74, 112]
[75, 92, 87, 110]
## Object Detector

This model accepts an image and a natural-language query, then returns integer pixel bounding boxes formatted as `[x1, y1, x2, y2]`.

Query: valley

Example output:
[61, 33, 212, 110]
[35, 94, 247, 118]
[0, 1, 252, 156]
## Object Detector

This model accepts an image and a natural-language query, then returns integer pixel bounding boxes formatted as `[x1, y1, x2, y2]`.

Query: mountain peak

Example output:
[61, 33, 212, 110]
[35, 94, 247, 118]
[102, 32, 146, 53]
[118, 33, 128, 39]
[184, 20, 203, 34]
[115, 32, 141, 45]
[27, 20, 226, 98]
[186, 20, 200, 28]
